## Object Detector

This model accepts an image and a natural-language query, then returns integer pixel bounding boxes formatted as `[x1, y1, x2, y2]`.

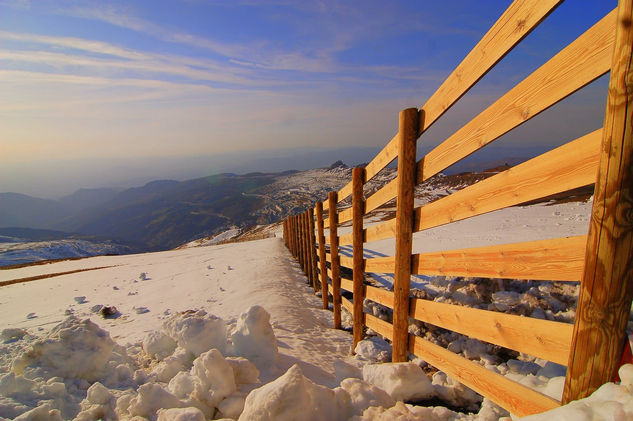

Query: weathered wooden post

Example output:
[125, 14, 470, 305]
[564, 0, 633, 402]
[352, 167, 366, 348]
[392, 107, 420, 362]
[316, 201, 329, 309]
[329, 191, 342, 329]
[308, 207, 319, 292]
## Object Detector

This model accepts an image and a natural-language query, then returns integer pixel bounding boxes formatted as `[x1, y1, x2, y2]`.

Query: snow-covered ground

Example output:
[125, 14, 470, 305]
[1, 200, 632, 420]
[0, 239, 134, 268]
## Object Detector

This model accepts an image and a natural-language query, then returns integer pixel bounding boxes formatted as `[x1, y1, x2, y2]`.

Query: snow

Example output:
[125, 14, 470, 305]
[362, 363, 435, 402]
[1, 199, 631, 420]
[0, 239, 132, 267]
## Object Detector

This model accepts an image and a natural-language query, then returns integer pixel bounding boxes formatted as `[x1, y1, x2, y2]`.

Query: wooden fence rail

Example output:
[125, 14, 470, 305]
[282, 0, 632, 417]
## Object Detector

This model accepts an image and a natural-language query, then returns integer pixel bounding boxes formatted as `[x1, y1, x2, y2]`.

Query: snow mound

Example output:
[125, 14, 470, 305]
[163, 310, 227, 356]
[354, 336, 392, 363]
[239, 364, 348, 420]
[519, 364, 633, 421]
[143, 331, 177, 359]
[11, 317, 114, 382]
[230, 305, 278, 368]
[362, 362, 435, 402]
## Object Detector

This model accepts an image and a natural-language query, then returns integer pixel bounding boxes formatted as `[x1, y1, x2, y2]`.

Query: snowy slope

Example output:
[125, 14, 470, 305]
[0, 239, 134, 267]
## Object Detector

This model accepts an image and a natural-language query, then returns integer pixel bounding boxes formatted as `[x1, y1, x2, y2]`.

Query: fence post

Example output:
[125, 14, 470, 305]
[329, 191, 342, 329]
[316, 201, 329, 309]
[301, 212, 308, 276]
[289, 217, 294, 256]
[392, 107, 420, 362]
[294, 215, 300, 261]
[352, 167, 366, 348]
[563, 0, 633, 402]
[283, 219, 288, 248]
[308, 207, 319, 292]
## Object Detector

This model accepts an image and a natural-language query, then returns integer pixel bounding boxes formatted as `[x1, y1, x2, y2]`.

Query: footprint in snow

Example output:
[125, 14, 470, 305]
[74, 296, 87, 304]
[134, 307, 150, 314]
[26, 313, 37, 319]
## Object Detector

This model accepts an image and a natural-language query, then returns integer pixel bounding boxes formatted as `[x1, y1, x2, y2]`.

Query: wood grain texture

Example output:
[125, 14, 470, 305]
[365, 236, 587, 282]
[564, 0, 633, 402]
[338, 181, 353, 203]
[340, 278, 353, 292]
[338, 207, 353, 224]
[364, 284, 395, 309]
[365, 313, 394, 341]
[342, 296, 354, 314]
[413, 130, 602, 233]
[339, 254, 353, 269]
[418, 0, 563, 136]
[316, 202, 329, 309]
[365, 134, 400, 182]
[365, 178, 398, 215]
[329, 191, 342, 329]
[392, 108, 419, 362]
[352, 167, 366, 348]
[409, 335, 561, 416]
[410, 298, 573, 365]
[417, 10, 615, 184]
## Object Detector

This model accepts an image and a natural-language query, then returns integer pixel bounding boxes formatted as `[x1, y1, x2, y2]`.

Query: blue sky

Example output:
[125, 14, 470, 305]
[0, 0, 617, 197]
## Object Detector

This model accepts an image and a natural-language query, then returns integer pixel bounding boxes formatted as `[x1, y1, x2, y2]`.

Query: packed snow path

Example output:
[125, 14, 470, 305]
[0, 237, 352, 386]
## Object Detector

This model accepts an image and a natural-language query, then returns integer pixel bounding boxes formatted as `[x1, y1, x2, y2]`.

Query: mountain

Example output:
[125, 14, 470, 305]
[58, 188, 120, 213]
[0, 192, 67, 229]
[55, 173, 282, 250]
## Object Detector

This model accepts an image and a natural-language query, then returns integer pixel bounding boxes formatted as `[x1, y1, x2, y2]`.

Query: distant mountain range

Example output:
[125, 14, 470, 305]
[1, 171, 317, 251]
[0, 143, 547, 257]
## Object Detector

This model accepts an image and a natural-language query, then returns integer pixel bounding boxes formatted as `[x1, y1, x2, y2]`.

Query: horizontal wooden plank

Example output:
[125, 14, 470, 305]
[342, 296, 353, 313]
[365, 236, 587, 282]
[418, 0, 563, 135]
[365, 313, 394, 341]
[364, 284, 395, 309]
[365, 134, 400, 182]
[412, 236, 586, 281]
[341, 278, 353, 292]
[409, 335, 561, 417]
[338, 207, 353, 224]
[342, 217, 396, 246]
[410, 297, 573, 365]
[414, 130, 601, 233]
[338, 181, 353, 203]
[417, 10, 615, 183]
[323, 218, 329, 229]
[339, 254, 353, 269]
[322, 200, 329, 211]
[365, 178, 398, 214]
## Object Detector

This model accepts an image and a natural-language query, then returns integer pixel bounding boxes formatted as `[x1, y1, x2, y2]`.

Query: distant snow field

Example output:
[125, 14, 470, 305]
[1, 200, 632, 420]
[0, 239, 133, 268]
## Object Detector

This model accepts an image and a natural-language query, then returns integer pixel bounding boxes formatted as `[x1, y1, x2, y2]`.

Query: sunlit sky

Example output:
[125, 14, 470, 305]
[0, 0, 616, 197]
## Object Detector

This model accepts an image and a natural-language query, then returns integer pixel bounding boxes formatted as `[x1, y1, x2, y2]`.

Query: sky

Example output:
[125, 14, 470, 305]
[0, 0, 617, 198]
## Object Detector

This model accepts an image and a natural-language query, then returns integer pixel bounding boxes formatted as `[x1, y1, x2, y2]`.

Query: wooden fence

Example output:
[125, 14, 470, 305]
[283, 0, 632, 417]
